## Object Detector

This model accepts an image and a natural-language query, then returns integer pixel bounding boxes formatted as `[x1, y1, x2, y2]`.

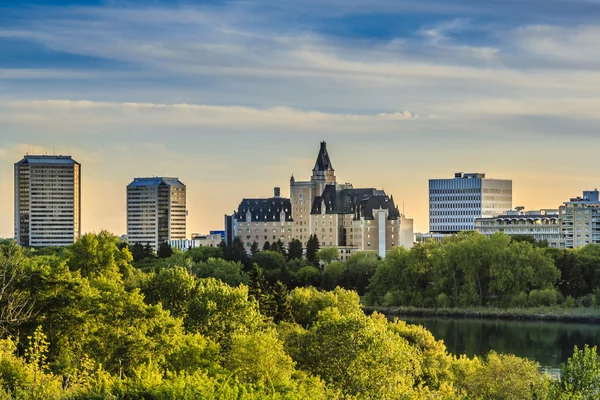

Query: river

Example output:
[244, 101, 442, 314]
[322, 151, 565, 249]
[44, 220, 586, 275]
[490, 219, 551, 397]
[399, 316, 600, 375]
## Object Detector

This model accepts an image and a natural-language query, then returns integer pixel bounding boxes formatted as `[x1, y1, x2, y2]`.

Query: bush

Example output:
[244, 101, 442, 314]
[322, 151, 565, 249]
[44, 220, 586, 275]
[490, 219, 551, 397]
[528, 289, 558, 307]
[436, 293, 450, 309]
[511, 291, 529, 308]
[562, 296, 577, 308]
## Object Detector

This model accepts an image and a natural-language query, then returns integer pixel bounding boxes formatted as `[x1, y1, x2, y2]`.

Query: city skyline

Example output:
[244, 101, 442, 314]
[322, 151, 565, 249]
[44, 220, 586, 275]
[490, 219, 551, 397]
[2, 0, 600, 237]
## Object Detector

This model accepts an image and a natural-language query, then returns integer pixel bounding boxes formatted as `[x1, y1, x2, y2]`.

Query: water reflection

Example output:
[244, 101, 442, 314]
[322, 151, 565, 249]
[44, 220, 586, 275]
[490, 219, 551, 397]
[399, 317, 600, 373]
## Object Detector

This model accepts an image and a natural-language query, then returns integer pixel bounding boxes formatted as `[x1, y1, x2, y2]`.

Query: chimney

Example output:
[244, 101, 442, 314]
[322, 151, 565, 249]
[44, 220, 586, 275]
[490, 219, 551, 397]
[274, 187, 281, 198]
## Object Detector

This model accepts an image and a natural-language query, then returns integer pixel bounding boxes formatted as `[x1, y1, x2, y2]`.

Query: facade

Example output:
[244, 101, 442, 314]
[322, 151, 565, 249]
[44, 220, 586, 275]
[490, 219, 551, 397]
[127, 177, 186, 251]
[229, 142, 414, 257]
[429, 172, 512, 234]
[559, 190, 600, 249]
[231, 188, 294, 252]
[14, 155, 81, 247]
[475, 208, 560, 247]
[168, 233, 223, 251]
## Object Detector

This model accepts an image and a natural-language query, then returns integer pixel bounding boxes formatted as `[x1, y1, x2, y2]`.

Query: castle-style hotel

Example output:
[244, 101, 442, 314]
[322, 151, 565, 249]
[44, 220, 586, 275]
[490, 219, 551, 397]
[227, 142, 414, 258]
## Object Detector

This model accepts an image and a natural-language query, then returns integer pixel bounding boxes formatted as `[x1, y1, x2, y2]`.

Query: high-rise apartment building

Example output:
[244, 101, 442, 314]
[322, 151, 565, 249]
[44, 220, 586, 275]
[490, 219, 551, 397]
[127, 177, 186, 250]
[429, 172, 512, 234]
[14, 155, 81, 247]
[559, 190, 600, 249]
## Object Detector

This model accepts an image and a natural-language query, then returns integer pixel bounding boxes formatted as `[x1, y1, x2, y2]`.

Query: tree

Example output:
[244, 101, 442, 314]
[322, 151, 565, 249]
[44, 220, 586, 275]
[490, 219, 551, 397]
[225, 329, 296, 392]
[185, 278, 262, 345]
[554, 345, 600, 399]
[130, 243, 146, 263]
[306, 235, 320, 266]
[229, 237, 249, 268]
[250, 251, 289, 284]
[294, 266, 321, 287]
[288, 239, 303, 261]
[322, 261, 346, 291]
[0, 241, 34, 335]
[272, 281, 294, 323]
[276, 240, 287, 259]
[193, 258, 248, 287]
[248, 265, 276, 319]
[316, 248, 339, 266]
[262, 241, 271, 252]
[142, 266, 197, 318]
[345, 251, 378, 296]
[187, 246, 224, 263]
[157, 242, 173, 259]
[287, 309, 419, 398]
[67, 231, 132, 280]
[143, 243, 155, 259]
[250, 241, 259, 255]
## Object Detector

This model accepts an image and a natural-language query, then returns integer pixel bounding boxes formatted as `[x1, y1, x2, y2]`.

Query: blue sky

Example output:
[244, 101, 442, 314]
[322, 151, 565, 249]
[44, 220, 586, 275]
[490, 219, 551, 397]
[1, 0, 600, 236]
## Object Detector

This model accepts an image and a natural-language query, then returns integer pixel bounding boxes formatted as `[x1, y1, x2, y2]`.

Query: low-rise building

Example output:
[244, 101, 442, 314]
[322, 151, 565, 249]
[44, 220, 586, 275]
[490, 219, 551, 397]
[475, 208, 560, 247]
[168, 233, 223, 251]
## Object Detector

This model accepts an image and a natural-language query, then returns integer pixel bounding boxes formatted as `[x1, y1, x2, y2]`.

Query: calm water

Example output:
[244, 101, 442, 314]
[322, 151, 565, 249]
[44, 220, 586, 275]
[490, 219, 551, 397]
[399, 316, 600, 374]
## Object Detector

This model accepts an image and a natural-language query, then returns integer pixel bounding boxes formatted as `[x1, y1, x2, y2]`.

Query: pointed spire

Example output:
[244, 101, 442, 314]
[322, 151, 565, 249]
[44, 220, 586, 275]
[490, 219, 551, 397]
[313, 141, 333, 172]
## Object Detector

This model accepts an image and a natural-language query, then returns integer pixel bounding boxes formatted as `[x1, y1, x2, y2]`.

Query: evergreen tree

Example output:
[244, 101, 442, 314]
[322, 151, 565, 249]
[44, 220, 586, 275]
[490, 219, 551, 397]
[306, 234, 320, 266]
[230, 237, 249, 268]
[276, 239, 288, 258]
[272, 281, 294, 323]
[262, 241, 271, 251]
[218, 239, 231, 260]
[248, 265, 276, 319]
[270, 241, 281, 254]
[143, 243, 155, 259]
[250, 241, 260, 255]
[158, 242, 173, 259]
[288, 239, 303, 260]
[131, 242, 146, 262]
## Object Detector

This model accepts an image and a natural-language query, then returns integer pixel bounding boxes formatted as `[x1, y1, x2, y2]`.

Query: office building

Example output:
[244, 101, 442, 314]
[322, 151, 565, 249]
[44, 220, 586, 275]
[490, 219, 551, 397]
[14, 155, 81, 247]
[127, 177, 186, 251]
[429, 172, 512, 234]
[559, 190, 600, 249]
[475, 208, 560, 247]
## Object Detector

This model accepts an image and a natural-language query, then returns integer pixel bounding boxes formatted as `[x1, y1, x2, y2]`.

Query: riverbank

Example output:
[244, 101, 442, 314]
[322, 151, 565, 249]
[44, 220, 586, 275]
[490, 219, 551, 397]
[365, 305, 600, 323]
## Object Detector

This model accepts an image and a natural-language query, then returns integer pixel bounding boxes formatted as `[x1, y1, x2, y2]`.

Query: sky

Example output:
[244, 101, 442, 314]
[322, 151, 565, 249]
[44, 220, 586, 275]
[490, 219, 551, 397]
[1, 0, 600, 237]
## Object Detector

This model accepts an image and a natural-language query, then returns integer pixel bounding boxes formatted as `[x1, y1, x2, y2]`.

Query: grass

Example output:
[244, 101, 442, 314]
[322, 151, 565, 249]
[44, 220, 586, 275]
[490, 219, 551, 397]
[363, 305, 600, 323]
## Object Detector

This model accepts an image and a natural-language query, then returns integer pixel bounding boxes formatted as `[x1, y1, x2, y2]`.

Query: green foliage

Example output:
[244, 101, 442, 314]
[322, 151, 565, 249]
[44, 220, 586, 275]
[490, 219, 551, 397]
[306, 235, 320, 266]
[4, 232, 600, 399]
[321, 261, 345, 291]
[185, 278, 262, 345]
[316, 247, 339, 265]
[187, 246, 224, 263]
[157, 242, 174, 259]
[367, 232, 562, 308]
[143, 266, 197, 317]
[294, 266, 321, 287]
[288, 286, 362, 327]
[250, 251, 289, 284]
[554, 345, 600, 399]
[454, 351, 550, 400]
[345, 251, 378, 295]
[193, 258, 248, 287]
[287, 239, 303, 261]
[250, 241, 259, 255]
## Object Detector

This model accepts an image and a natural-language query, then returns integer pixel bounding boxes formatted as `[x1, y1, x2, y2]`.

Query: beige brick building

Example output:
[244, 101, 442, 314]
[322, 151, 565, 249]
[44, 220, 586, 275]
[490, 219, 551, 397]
[230, 142, 413, 257]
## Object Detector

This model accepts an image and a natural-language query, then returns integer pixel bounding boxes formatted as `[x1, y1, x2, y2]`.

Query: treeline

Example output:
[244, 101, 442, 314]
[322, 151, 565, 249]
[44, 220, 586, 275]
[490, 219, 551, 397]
[0, 232, 598, 399]
[368, 232, 600, 309]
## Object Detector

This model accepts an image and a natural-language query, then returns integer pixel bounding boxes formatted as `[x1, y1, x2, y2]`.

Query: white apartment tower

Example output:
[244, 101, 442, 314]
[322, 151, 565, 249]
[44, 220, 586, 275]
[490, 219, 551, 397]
[429, 172, 512, 234]
[14, 155, 81, 247]
[127, 177, 186, 250]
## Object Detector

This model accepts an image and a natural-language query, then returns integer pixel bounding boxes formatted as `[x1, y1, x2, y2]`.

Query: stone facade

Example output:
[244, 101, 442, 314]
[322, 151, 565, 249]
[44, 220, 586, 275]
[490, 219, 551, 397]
[229, 142, 414, 257]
